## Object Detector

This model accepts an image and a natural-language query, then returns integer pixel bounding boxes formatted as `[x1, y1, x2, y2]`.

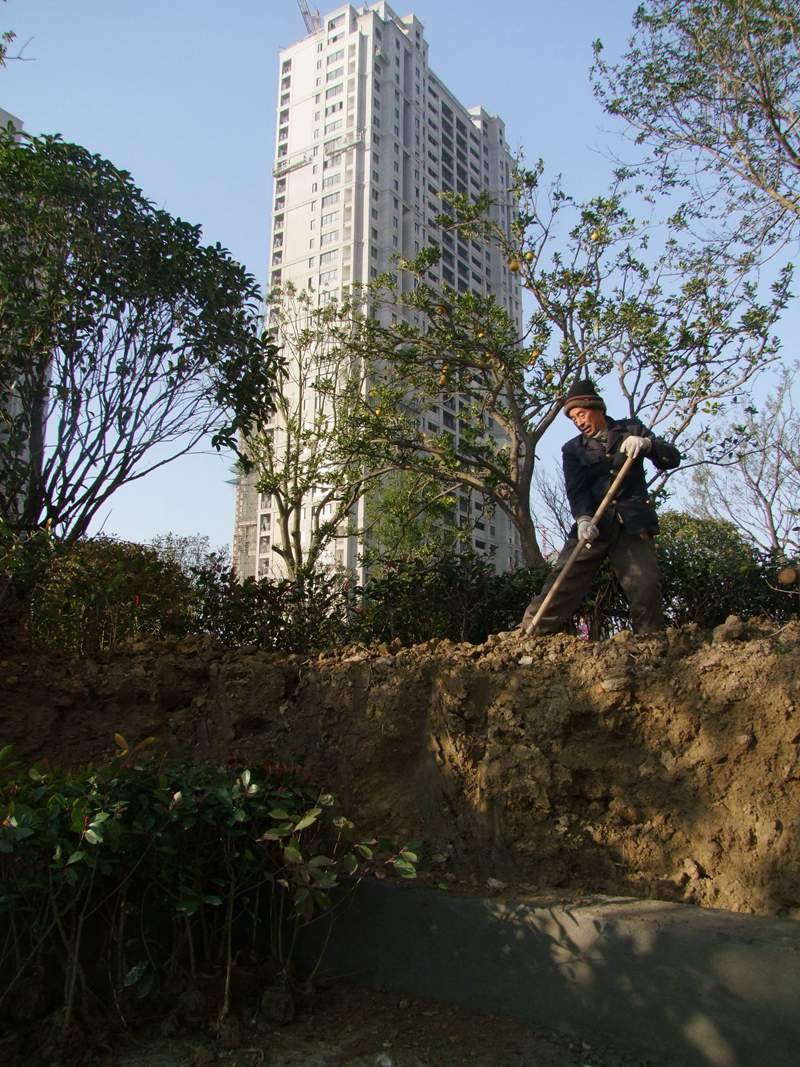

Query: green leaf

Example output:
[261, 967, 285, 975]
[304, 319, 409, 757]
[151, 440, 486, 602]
[399, 849, 418, 863]
[84, 828, 102, 845]
[355, 843, 373, 860]
[392, 859, 417, 878]
[307, 854, 333, 868]
[0, 744, 14, 768]
[339, 852, 359, 876]
[294, 807, 322, 831]
[123, 961, 148, 988]
[136, 970, 157, 998]
[269, 807, 291, 820]
[312, 889, 332, 910]
[259, 822, 294, 841]
[310, 873, 338, 889]
[283, 845, 303, 864]
[67, 850, 87, 865]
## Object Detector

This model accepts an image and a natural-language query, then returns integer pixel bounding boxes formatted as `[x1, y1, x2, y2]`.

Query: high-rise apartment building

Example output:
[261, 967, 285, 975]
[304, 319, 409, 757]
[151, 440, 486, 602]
[234, 2, 523, 579]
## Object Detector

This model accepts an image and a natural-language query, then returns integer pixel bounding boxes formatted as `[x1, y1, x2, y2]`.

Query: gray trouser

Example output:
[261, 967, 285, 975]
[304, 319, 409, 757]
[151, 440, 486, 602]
[521, 523, 665, 635]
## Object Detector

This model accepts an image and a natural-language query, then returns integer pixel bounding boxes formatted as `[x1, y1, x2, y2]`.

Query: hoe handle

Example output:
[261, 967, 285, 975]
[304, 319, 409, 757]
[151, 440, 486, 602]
[527, 452, 638, 635]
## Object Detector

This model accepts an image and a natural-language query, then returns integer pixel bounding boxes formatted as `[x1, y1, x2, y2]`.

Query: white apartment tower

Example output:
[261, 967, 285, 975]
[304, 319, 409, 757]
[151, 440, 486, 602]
[234, 3, 523, 579]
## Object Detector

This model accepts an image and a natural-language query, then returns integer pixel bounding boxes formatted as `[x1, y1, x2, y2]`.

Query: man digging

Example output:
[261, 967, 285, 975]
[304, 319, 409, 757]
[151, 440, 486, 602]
[521, 379, 681, 636]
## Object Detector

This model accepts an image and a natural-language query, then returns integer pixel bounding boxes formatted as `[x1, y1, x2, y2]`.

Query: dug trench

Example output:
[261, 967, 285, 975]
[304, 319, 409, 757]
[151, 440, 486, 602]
[3, 616, 799, 918]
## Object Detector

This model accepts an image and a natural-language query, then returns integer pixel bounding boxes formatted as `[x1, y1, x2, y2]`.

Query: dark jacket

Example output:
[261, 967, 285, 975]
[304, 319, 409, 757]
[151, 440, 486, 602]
[562, 415, 681, 540]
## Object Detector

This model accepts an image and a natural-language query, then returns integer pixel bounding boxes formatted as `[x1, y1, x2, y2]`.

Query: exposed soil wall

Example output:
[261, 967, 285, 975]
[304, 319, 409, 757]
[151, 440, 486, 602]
[3, 619, 799, 917]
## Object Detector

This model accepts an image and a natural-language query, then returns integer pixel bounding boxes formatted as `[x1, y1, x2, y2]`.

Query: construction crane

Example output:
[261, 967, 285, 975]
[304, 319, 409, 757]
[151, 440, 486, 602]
[297, 0, 322, 34]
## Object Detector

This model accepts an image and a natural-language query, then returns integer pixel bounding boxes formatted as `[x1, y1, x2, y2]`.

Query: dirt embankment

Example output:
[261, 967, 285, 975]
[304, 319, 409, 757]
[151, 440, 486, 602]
[2, 619, 799, 917]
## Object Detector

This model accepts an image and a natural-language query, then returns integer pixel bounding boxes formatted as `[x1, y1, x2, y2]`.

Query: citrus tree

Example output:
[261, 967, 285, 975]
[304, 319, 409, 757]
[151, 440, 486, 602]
[246, 285, 408, 578]
[345, 164, 788, 565]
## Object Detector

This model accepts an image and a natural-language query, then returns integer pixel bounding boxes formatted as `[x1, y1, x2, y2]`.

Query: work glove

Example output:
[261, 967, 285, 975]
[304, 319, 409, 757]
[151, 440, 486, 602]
[577, 517, 599, 544]
[619, 435, 651, 459]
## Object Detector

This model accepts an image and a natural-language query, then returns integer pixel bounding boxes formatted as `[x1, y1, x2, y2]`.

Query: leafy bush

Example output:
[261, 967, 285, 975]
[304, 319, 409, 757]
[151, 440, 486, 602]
[190, 557, 352, 652]
[657, 511, 791, 627]
[0, 741, 416, 1034]
[27, 535, 195, 653]
[0, 519, 55, 636]
[7, 517, 794, 657]
[351, 552, 550, 645]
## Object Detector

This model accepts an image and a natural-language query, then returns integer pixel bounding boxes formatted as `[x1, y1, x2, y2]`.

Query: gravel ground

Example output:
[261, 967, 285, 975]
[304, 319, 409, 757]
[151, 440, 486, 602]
[104, 982, 673, 1067]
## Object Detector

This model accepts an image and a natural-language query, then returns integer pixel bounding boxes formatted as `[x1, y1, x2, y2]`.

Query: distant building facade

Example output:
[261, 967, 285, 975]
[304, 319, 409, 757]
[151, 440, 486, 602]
[233, 3, 522, 579]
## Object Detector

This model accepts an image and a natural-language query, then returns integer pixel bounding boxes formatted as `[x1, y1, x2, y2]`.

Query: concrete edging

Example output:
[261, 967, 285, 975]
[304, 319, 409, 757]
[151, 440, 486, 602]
[298, 881, 800, 1067]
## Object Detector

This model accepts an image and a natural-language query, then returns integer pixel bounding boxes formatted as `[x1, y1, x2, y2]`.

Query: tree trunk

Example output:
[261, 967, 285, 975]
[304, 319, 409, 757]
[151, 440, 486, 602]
[515, 505, 546, 568]
[20, 357, 51, 532]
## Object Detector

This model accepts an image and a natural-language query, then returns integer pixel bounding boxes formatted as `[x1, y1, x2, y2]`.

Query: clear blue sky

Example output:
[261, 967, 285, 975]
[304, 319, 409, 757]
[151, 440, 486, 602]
[2, 0, 656, 547]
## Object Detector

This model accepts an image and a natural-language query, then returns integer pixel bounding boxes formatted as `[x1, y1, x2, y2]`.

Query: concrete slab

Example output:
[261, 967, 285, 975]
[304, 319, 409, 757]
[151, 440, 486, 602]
[299, 882, 800, 1067]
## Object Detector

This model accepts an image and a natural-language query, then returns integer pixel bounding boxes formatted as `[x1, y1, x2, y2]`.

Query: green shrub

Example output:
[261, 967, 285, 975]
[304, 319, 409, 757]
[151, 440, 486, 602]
[352, 552, 549, 645]
[10, 516, 793, 656]
[0, 519, 55, 636]
[27, 535, 195, 653]
[190, 558, 351, 652]
[0, 741, 416, 1033]
[657, 512, 791, 627]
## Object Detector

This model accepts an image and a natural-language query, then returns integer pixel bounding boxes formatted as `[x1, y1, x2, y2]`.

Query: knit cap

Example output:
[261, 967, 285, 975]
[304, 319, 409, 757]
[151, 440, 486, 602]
[562, 378, 606, 417]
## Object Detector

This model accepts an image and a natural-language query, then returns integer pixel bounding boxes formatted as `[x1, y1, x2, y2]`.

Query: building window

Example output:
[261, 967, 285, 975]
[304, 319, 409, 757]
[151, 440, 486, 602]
[321, 192, 341, 208]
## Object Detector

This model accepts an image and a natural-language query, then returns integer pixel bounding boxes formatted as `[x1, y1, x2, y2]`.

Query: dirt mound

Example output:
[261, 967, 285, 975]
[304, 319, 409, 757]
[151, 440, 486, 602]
[3, 618, 799, 917]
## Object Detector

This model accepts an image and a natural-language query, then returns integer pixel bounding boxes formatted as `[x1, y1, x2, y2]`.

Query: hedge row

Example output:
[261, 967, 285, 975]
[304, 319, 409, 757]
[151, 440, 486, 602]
[1, 513, 795, 654]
